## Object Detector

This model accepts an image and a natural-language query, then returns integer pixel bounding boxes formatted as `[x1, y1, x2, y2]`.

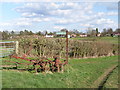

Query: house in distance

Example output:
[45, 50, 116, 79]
[56, 31, 71, 38]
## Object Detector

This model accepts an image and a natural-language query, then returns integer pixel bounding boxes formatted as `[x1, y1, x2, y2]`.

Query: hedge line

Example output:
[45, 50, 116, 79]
[17, 37, 118, 58]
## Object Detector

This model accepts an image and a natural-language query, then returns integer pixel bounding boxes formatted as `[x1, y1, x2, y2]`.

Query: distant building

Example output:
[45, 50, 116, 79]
[56, 31, 70, 38]
[45, 35, 54, 38]
[97, 34, 101, 37]
[113, 33, 120, 37]
[71, 34, 77, 38]
[68, 35, 71, 38]
[56, 32, 66, 37]
[106, 34, 111, 36]
[79, 34, 87, 37]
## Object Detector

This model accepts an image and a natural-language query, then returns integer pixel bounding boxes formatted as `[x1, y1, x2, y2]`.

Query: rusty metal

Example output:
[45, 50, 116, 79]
[4, 54, 67, 73]
[3, 32, 69, 73]
[11, 55, 37, 63]
[66, 30, 68, 63]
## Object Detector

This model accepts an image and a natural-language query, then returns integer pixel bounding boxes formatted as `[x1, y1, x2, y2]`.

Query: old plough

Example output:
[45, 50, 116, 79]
[4, 55, 68, 73]
[3, 30, 69, 73]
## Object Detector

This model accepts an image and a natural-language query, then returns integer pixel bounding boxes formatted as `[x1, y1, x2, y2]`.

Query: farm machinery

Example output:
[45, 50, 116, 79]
[3, 30, 69, 73]
[4, 55, 68, 73]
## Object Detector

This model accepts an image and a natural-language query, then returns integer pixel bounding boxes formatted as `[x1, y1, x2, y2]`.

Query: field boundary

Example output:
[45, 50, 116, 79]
[91, 64, 118, 89]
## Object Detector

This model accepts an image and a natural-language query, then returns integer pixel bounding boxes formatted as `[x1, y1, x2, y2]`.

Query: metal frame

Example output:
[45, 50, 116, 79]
[3, 30, 69, 73]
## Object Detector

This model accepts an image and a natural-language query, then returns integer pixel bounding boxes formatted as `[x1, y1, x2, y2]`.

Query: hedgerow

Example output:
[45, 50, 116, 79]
[17, 37, 118, 58]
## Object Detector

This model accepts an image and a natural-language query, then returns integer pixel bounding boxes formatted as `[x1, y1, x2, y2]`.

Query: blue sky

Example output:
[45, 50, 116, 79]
[0, 2, 118, 33]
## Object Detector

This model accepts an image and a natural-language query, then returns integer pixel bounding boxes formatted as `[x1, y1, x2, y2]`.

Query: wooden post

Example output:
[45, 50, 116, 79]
[15, 41, 19, 55]
[66, 30, 68, 63]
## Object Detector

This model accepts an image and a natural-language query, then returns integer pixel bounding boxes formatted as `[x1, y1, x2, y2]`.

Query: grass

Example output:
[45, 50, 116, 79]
[104, 67, 118, 88]
[70, 37, 118, 44]
[1, 55, 118, 88]
[0, 37, 118, 88]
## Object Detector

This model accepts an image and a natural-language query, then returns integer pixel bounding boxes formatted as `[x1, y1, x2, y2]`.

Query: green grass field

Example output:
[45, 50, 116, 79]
[70, 37, 118, 44]
[0, 37, 118, 88]
[1, 55, 118, 88]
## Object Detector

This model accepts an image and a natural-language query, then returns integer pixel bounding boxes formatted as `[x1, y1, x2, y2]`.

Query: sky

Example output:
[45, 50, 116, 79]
[0, 1, 118, 33]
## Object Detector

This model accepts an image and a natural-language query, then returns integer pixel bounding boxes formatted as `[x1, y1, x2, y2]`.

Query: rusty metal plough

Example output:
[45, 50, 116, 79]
[3, 30, 69, 73]
[4, 55, 68, 73]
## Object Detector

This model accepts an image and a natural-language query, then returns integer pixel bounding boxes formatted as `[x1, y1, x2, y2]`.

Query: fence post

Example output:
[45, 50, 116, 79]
[15, 41, 19, 55]
[66, 30, 68, 63]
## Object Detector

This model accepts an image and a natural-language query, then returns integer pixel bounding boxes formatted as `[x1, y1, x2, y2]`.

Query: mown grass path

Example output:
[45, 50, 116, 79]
[92, 64, 118, 88]
[1, 55, 118, 88]
[104, 67, 118, 88]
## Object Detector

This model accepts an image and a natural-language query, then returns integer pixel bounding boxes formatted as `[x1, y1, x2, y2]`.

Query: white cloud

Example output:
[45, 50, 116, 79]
[43, 18, 51, 21]
[0, 22, 11, 26]
[0, 0, 119, 2]
[107, 12, 118, 16]
[32, 17, 51, 22]
[15, 2, 94, 18]
[97, 12, 106, 16]
[22, 12, 38, 17]
[0, 18, 32, 31]
[80, 23, 94, 27]
[16, 22, 31, 26]
[32, 18, 42, 22]
[0, 2, 118, 32]
[96, 18, 114, 24]
[53, 26, 65, 30]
